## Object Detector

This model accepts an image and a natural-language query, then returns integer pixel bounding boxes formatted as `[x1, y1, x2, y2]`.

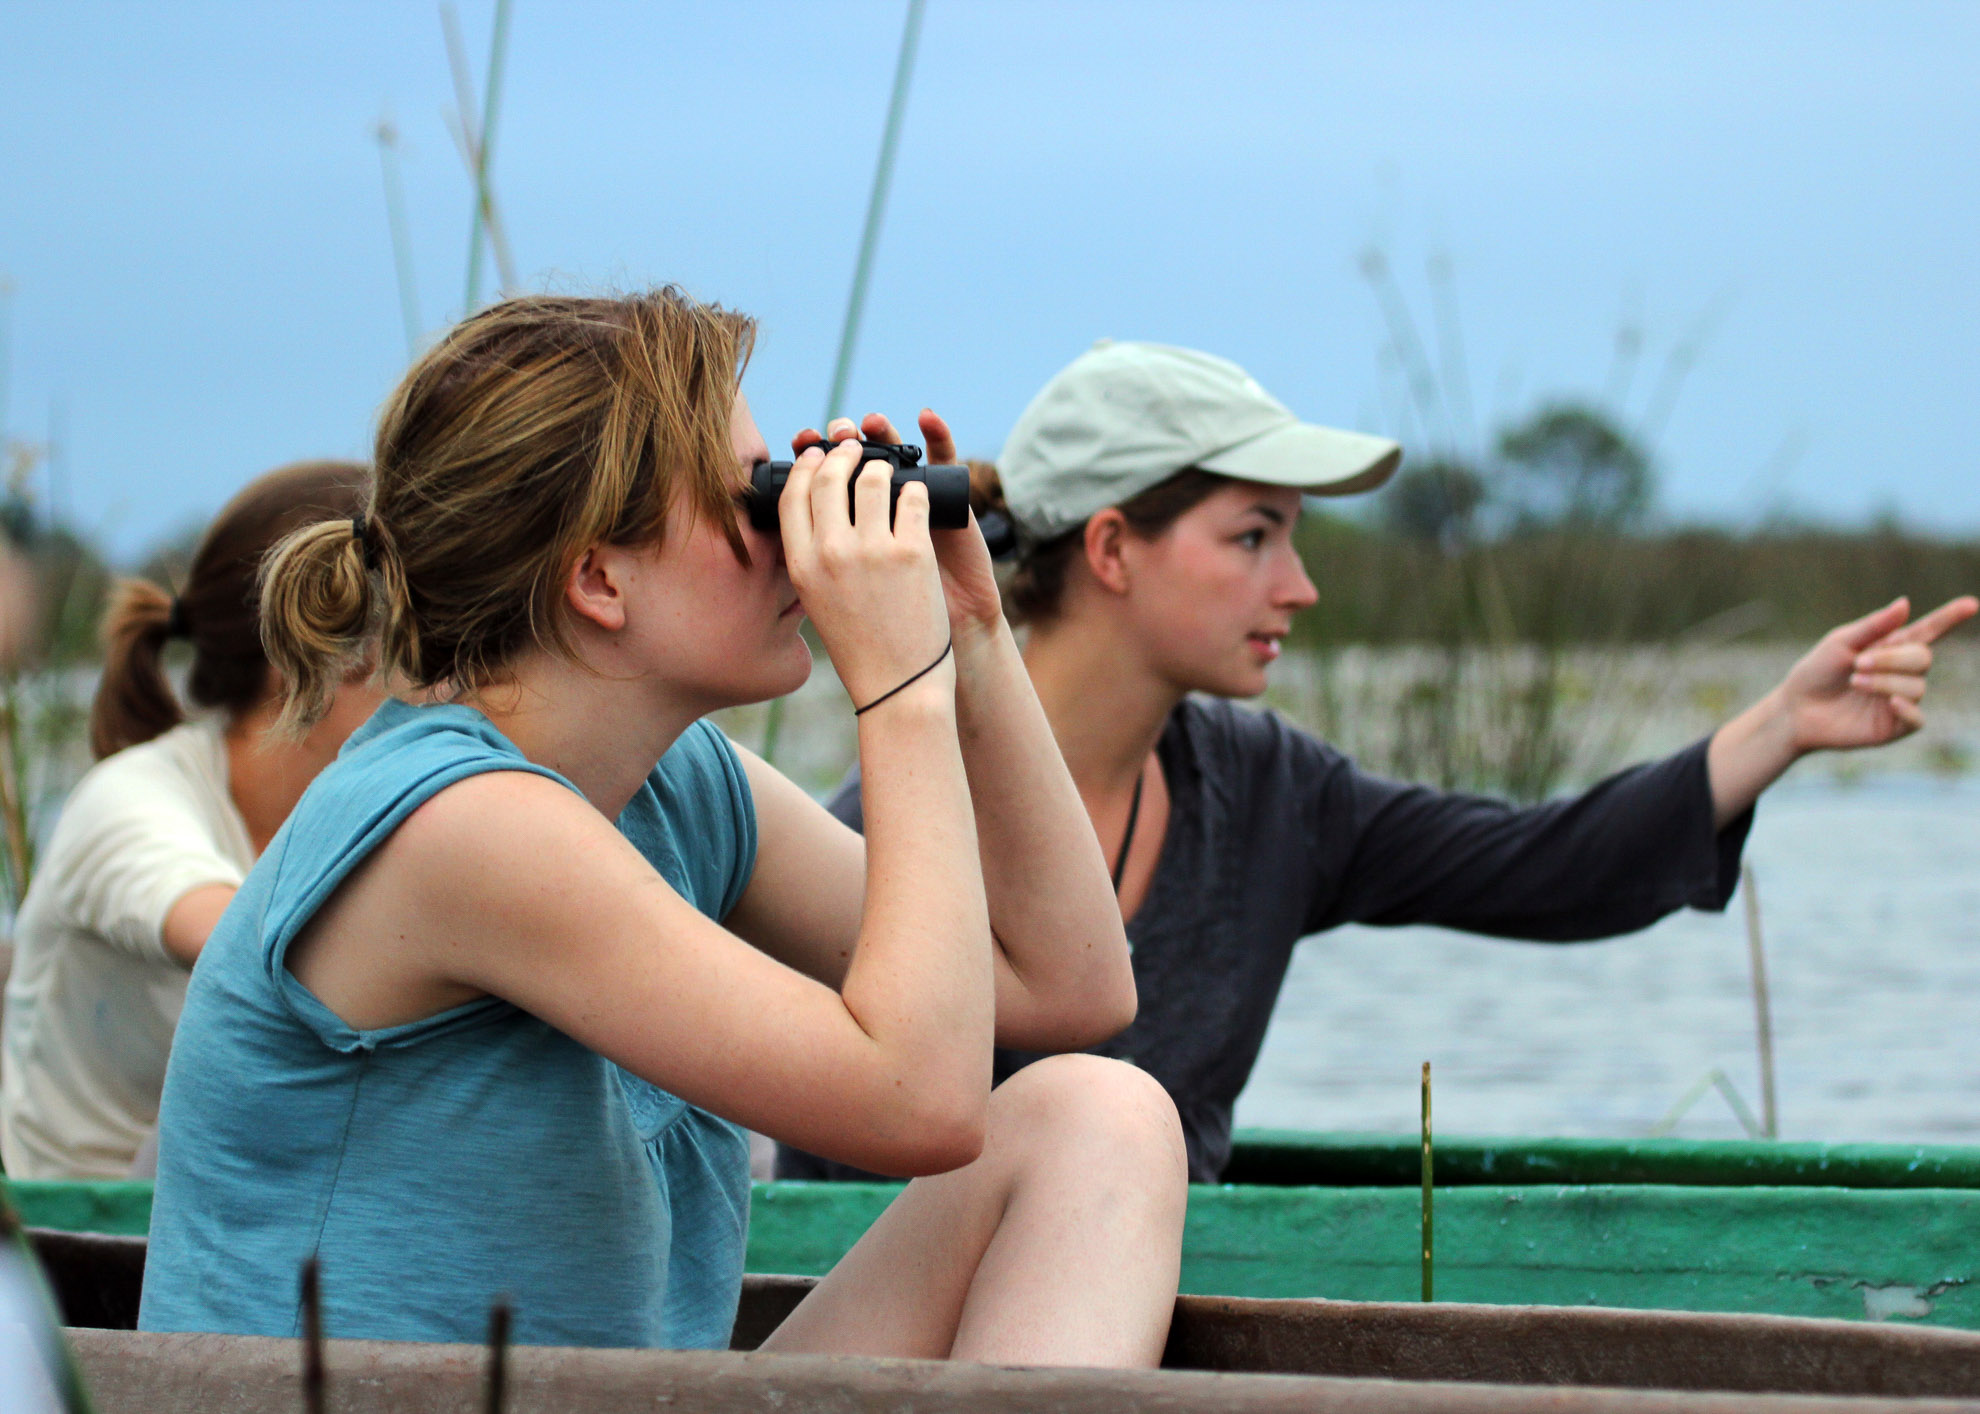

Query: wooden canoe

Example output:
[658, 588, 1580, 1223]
[30, 1229, 1980, 1411]
[11, 1130, 1980, 1328]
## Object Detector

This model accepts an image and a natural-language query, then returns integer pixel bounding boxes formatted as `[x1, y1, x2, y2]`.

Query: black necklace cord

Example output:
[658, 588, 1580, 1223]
[851, 638, 954, 717]
[1111, 760, 1147, 894]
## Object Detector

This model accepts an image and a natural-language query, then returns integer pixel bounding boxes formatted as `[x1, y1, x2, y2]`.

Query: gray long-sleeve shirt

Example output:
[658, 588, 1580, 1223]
[779, 696, 1751, 1182]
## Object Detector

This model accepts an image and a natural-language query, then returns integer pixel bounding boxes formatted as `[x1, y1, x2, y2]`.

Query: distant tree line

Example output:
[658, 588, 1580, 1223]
[1294, 400, 1978, 648]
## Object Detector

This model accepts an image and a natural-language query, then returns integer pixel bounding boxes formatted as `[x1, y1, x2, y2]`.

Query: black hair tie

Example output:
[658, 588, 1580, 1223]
[351, 514, 381, 572]
[164, 597, 190, 640]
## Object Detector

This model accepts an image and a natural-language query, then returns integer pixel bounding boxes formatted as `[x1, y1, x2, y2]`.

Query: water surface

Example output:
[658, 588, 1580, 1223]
[1237, 776, 1980, 1143]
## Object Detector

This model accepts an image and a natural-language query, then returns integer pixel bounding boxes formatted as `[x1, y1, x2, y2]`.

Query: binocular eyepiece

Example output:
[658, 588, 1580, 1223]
[747, 440, 971, 532]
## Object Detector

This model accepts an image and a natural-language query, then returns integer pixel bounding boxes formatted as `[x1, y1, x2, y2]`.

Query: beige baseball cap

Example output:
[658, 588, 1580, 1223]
[997, 339, 1402, 541]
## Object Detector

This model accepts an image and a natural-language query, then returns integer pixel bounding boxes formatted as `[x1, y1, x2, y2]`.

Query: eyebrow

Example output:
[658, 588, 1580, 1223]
[1248, 504, 1289, 527]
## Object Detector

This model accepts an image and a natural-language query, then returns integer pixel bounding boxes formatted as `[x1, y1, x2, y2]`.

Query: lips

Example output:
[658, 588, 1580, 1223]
[1248, 632, 1283, 662]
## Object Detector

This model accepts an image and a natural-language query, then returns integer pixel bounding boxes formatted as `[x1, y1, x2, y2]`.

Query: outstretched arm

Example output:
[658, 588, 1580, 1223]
[1707, 595, 1977, 827]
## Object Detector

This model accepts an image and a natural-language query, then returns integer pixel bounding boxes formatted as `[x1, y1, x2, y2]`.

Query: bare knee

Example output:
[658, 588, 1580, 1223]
[991, 1055, 1187, 1187]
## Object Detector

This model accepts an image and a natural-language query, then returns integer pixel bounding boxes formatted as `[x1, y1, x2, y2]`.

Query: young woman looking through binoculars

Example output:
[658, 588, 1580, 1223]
[139, 290, 1185, 1363]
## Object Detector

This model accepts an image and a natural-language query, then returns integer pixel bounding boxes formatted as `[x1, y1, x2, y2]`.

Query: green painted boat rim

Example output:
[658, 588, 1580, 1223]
[1223, 1128, 1980, 1189]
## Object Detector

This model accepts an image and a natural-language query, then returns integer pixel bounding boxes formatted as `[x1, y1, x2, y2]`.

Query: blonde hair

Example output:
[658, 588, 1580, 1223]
[260, 289, 755, 732]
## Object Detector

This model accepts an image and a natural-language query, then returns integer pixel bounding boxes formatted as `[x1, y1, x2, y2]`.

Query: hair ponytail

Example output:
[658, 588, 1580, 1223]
[88, 578, 183, 758]
[85, 460, 371, 759]
[278, 289, 754, 732]
[259, 517, 380, 736]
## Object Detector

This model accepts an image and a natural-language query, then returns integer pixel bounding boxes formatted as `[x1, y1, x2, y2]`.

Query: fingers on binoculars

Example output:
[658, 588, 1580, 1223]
[918, 408, 957, 464]
[790, 427, 826, 455]
[806, 438, 866, 534]
[778, 441, 828, 542]
[851, 456, 894, 539]
[859, 411, 902, 444]
[893, 476, 932, 539]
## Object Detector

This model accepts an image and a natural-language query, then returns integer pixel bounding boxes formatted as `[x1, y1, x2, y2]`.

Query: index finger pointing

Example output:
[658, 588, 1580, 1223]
[1888, 595, 1980, 646]
[1834, 597, 1911, 652]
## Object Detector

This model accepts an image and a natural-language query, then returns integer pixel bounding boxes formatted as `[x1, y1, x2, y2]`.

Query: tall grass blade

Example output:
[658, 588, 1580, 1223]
[299, 1256, 325, 1414]
[1420, 1060, 1433, 1302]
[0, 678, 33, 907]
[1743, 863, 1779, 1139]
[0, 277, 13, 450]
[822, 0, 925, 429]
[456, 0, 516, 311]
[485, 1297, 511, 1414]
[765, 0, 926, 768]
[373, 117, 423, 358]
[1651, 1065, 1765, 1139]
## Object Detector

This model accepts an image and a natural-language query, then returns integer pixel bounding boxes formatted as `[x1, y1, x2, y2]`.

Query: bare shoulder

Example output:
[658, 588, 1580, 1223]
[392, 769, 612, 866]
[288, 767, 669, 1028]
[355, 768, 652, 945]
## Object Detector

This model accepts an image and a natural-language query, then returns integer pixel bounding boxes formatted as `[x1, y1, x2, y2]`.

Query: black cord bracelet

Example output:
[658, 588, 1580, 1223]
[853, 639, 954, 716]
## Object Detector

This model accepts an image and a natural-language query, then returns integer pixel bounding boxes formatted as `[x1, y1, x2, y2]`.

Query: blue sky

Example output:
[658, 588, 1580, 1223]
[2, 1, 1975, 559]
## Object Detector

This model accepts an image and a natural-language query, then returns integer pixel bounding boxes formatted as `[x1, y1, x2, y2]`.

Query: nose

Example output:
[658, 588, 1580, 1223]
[1276, 546, 1319, 611]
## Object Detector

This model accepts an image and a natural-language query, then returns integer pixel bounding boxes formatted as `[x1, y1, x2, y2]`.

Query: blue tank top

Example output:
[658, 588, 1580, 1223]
[139, 700, 757, 1349]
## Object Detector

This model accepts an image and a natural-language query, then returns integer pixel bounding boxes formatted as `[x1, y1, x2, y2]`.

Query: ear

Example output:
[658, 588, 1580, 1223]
[1082, 509, 1134, 596]
[564, 544, 630, 634]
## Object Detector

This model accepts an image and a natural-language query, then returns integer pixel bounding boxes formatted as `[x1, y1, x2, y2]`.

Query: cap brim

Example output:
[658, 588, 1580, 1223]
[1196, 421, 1402, 497]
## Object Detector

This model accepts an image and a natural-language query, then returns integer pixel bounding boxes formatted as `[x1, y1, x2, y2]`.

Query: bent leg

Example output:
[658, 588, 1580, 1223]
[759, 1053, 1187, 1367]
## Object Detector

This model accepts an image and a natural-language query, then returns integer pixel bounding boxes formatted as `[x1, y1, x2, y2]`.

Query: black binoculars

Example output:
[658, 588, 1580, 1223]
[746, 440, 971, 532]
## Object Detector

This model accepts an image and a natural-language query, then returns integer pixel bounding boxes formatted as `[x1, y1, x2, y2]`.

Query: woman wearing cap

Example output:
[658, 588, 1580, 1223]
[1, 461, 380, 1178]
[788, 339, 1977, 1183]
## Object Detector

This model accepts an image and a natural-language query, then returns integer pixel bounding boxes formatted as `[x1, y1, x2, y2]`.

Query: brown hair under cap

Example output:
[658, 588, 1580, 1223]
[969, 462, 1228, 624]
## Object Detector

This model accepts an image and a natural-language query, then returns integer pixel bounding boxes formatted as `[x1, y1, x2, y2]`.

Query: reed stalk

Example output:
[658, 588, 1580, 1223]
[1743, 864, 1779, 1139]
[1651, 1065, 1765, 1139]
[456, 0, 516, 311]
[764, 0, 926, 766]
[0, 676, 35, 907]
[299, 1257, 325, 1414]
[373, 117, 423, 358]
[823, 0, 925, 429]
[485, 1297, 511, 1414]
[0, 277, 14, 456]
[1420, 1060, 1433, 1302]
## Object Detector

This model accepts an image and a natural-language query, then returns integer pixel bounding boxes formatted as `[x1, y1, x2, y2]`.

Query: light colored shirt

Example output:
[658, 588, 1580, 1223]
[140, 700, 757, 1350]
[1, 716, 250, 1179]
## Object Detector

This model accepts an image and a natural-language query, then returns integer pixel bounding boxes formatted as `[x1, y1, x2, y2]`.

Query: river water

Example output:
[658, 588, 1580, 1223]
[1235, 775, 1980, 1144]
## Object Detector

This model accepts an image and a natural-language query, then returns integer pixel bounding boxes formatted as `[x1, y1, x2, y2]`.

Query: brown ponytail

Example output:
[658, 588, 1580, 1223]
[261, 288, 755, 736]
[87, 460, 371, 759]
[968, 462, 1227, 625]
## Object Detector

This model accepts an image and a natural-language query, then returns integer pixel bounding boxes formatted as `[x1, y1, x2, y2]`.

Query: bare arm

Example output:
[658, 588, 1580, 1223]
[724, 412, 1134, 1052]
[289, 441, 996, 1177]
[161, 884, 235, 966]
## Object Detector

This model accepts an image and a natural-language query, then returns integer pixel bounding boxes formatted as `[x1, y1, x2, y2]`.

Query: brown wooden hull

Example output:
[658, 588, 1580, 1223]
[36, 1229, 1980, 1409]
